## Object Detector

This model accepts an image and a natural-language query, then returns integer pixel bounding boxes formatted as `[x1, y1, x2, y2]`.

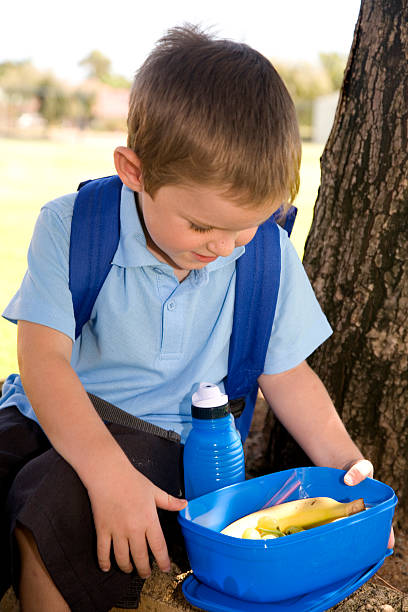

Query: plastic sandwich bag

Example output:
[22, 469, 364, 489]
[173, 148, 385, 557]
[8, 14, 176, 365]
[260, 468, 310, 509]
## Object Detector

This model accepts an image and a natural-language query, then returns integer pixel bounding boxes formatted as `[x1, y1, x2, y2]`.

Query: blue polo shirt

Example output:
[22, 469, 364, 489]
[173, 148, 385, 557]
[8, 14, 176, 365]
[1, 185, 332, 442]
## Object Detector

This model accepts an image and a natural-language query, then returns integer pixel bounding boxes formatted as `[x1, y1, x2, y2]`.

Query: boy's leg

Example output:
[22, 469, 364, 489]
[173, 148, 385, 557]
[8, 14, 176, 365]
[15, 523, 70, 612]
[7, 422, 186, 612]
[0, 407, 50, 599]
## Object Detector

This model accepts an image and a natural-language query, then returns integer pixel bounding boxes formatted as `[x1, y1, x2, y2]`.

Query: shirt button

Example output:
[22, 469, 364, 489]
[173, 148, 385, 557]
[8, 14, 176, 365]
[167, 300, 176, 311]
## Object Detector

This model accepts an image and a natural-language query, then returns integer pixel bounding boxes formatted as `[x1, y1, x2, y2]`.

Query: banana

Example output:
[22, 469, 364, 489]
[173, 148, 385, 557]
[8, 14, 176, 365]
[242, 528, 262, 539]
[283, 525, 305, 535]
[221, 497, 365, 539]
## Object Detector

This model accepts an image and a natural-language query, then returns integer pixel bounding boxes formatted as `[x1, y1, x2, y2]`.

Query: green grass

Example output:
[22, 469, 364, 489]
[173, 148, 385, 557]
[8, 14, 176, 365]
[0, 135, 323, 378]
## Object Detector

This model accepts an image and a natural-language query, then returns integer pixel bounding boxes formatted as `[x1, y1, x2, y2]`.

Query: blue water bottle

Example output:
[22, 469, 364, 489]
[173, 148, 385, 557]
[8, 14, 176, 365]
[183, 382, 245, 500]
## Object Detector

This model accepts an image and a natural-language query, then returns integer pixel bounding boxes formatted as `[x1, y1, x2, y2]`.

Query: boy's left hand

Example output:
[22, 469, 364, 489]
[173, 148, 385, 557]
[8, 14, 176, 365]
[343, 458, 373, 485]
[343, 458, 394, 549]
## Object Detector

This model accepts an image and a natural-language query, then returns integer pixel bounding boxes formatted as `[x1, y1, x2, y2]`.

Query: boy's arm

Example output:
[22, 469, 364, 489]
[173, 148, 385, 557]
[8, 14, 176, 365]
[258, 361, 364, 472]
[17, 320, 186, 577]
[259, 361, 395, 548]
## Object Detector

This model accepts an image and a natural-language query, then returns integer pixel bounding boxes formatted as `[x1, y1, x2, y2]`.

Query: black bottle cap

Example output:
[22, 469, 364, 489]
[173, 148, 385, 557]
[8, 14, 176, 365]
[191, 402, 230, 420]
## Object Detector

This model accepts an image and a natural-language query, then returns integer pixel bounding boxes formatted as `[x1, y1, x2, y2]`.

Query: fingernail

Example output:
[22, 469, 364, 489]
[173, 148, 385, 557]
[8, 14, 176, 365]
[344, 475, 353, 485]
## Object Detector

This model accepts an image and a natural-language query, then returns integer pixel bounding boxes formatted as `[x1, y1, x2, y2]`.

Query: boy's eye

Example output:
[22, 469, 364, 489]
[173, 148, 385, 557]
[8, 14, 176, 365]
[190, 222, 214, 233]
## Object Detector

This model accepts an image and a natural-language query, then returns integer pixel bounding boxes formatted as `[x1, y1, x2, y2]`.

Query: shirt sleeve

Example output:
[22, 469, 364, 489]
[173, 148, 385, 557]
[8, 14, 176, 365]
[2, 196, 76, 341]
[262, 227, 332, 374]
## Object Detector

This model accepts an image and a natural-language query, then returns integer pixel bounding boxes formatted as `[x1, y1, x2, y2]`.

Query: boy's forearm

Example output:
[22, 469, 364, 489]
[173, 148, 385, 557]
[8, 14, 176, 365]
[258, 362, 364, 470]
[18, 324, 127, 488]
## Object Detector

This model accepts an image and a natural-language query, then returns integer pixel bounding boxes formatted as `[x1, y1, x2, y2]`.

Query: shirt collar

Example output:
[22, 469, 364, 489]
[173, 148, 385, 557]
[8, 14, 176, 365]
[112, 184, 246, 272]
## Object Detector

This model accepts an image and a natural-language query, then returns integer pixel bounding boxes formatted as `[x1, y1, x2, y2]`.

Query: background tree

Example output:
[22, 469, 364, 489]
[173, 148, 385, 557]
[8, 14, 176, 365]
[79, 49, 112, 81]
[0, 60, 97, 129]
[0, 60, 42, 99]
[276, 52, 346, 137]
[36, 76, 68, 126]
[79, 50, 131, 88]
[249, 0, 408, 533]
[318, 52, 347, 91]
[68, 89, 96, 129]
[0, 60, 43, 126]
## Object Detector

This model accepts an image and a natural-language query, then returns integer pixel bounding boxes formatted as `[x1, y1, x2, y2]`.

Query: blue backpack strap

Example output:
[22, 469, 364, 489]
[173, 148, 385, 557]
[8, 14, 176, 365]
[225, 206, 297, 441]
[279, 205, 297, 236]
[69, 175, 123, 339]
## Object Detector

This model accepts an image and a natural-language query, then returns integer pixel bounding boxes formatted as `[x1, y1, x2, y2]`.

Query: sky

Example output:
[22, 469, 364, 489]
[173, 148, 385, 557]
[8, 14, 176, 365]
[2, 0, 361, 83]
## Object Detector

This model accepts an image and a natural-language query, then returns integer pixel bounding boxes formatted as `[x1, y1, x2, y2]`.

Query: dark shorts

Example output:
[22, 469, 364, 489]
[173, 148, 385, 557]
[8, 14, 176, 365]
[0, 403, 188, 612]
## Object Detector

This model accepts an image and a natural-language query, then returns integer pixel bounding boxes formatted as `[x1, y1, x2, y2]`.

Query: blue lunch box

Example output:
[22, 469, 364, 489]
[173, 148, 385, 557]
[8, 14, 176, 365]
[178, 466, 397, 603]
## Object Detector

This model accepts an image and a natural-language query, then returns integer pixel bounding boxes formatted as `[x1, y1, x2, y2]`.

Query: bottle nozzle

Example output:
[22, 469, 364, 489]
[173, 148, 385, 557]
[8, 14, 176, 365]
[192, 382, 228, 408]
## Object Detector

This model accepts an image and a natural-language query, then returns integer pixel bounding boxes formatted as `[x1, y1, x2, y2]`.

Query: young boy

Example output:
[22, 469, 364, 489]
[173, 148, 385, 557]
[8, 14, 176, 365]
[0, 24, 386, 612]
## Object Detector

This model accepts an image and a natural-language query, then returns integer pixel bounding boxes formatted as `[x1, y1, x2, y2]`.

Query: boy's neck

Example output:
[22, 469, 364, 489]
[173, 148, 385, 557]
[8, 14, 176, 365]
[174, 269, 190, 282]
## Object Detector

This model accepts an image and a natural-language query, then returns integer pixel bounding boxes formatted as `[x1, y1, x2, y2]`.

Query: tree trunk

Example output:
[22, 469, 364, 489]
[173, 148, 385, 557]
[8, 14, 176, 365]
[251, 0, 408, 526]
[303, 0, 408, 523]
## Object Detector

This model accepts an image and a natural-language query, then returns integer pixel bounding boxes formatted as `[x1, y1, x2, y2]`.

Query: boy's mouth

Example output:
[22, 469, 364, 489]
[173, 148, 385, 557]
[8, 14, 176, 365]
[192, 252, 217, 263]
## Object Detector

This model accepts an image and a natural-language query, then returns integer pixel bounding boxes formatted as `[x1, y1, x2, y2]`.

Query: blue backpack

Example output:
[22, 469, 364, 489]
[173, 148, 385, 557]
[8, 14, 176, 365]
[69, 175, 297, 442]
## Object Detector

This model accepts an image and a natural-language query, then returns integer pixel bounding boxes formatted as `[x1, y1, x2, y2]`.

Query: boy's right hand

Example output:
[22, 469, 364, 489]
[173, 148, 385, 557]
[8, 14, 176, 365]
[86, 454, 187, 578]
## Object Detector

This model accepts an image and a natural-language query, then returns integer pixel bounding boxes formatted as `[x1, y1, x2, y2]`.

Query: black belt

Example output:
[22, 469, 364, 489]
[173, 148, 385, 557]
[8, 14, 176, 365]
[88, 393, 181, 444]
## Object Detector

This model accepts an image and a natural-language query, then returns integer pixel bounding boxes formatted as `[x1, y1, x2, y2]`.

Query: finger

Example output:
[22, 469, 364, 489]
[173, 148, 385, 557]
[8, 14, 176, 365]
[344, 459, 374, 485]
[146, 520, 171, 573]
[96, 531, 112, 572]
[388, 527, 395, 549]
[155, 489, 188, 512]
[112, 536, 133, 573]
[128, 535, 151, 579]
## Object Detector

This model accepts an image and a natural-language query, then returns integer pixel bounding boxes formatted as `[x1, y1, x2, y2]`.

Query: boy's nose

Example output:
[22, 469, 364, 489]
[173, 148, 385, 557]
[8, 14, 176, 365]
[207, 236, 236, 257]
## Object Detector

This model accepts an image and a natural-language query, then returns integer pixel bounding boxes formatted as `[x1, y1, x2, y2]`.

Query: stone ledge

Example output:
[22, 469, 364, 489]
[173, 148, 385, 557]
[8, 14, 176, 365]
[126, 563, 195, 612]
[1, 566, 407, 611]
[0, 588, 18, 612]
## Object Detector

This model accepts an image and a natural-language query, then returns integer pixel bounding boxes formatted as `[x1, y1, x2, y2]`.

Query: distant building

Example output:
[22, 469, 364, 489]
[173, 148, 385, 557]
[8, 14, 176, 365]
[80, 79, 129, 127]
[312, 91, 340, 144]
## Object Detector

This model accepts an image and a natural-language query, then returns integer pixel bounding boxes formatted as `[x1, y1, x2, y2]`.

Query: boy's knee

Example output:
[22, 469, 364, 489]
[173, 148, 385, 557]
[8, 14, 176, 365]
[15, 524, 31, 547]
[14, 523, 41, 563]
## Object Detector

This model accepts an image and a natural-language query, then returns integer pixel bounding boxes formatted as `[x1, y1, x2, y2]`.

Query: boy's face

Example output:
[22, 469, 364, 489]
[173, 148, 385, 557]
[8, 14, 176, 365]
[137, 184, 278, 276]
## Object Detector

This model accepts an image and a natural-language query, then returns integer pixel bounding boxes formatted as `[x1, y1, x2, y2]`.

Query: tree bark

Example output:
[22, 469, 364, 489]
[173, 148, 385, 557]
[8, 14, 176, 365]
[302, 0, 408, 523]
[252, 0, 408, 526]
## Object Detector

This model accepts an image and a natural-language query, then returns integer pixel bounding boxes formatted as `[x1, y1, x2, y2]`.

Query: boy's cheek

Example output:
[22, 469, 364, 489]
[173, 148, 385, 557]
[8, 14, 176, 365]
[236, 228, 258, 247]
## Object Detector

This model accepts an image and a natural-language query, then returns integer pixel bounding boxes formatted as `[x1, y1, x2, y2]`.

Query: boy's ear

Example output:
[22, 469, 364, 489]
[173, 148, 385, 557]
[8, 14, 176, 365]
[114, 147, 144, 192]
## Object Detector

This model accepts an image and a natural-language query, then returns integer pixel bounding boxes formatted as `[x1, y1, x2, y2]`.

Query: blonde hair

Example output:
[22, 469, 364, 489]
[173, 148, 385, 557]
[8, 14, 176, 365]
[127, 24, 301, 210]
